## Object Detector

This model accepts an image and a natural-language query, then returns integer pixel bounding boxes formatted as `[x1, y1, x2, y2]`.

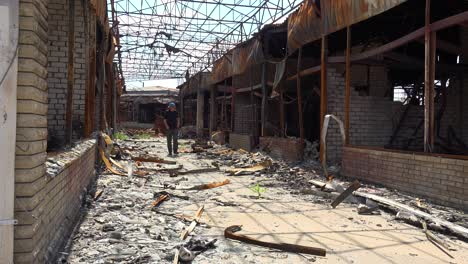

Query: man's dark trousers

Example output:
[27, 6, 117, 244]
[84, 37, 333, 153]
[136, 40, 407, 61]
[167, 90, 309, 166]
[167, 129, 178, 154]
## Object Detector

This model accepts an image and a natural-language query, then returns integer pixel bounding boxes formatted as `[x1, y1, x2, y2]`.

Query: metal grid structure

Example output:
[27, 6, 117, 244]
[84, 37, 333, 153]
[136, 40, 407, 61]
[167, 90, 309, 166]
[109, 0, 302, 82]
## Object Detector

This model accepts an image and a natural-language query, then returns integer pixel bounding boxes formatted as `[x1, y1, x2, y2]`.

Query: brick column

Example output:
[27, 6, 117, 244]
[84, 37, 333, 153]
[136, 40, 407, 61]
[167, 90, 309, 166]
[15, 0, 49, 262]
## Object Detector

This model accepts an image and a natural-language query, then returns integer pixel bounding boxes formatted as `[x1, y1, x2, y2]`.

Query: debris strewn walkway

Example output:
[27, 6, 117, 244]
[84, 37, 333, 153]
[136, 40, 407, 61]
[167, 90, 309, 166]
[65, 136, 468, 263]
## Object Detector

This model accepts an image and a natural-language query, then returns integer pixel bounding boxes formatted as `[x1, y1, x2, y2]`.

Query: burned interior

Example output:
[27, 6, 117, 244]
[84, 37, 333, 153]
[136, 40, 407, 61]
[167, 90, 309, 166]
[1, 0, 468, 263]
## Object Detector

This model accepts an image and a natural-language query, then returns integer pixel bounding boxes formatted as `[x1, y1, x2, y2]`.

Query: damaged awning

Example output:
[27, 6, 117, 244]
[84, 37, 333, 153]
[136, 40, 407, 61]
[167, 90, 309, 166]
[211, 52, 233, 84]
[181, 72, 212, 96]
[231, 38, 265, 76]
[287, 0, 409, 53]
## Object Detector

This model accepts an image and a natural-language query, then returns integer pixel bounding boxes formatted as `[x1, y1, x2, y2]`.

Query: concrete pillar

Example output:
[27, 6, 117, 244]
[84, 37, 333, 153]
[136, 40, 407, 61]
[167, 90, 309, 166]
[196, 89, 205, 137]
[0, 2, 18, 262]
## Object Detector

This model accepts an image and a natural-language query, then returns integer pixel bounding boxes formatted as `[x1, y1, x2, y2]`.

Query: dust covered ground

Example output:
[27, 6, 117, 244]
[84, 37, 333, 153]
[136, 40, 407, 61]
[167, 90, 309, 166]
[63, 137, 468, 264]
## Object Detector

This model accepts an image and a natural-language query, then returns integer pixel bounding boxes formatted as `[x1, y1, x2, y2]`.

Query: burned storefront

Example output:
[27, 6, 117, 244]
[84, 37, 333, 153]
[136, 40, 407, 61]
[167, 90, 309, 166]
[188, 0, 468, 210]
[119, 86, 178, 129]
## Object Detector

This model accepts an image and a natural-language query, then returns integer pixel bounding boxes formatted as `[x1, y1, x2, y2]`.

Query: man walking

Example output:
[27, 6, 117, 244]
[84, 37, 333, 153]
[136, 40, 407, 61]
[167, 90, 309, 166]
[164, 102, 179, 156]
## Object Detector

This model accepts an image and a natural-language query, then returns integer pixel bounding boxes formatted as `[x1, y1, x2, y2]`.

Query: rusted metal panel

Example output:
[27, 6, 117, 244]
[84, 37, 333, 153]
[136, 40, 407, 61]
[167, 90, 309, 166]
[183, 72, 212, 95]
[323, 0, 408, 34]
[90, 0, 107, 24]
[232, 38, 264, 75]
[211, 53, 233, 84]
[287, 0, 322, 53]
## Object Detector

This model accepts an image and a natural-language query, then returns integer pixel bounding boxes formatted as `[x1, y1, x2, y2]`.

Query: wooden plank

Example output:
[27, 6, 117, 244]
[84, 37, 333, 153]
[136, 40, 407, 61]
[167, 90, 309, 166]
[151, 194, 169, 208]
[345, 26, 351, 145]
[279, 88, 285, 137]
[319, 36, 328, 162]
[185, 179, 230, 191]
[230, 80, 235, 131]
[65, 0, 75, 145]
[424, 0, 436, 152]
[180, 206, 204, 240]
[261, 63, 266, 136]
[286, 65, 321, 81]
[331, 180, 361, 208]
[296, 48, 304, 141]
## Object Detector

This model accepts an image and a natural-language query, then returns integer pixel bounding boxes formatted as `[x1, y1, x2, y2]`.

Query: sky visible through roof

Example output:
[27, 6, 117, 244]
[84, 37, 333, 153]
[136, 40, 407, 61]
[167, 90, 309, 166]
[110, 0, 301, 89]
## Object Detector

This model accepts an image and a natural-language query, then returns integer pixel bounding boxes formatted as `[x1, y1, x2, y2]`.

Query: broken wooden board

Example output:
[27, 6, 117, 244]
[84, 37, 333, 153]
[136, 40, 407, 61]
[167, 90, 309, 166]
[224, 225, 326, 256]
[94, 189, 104, 200]
[132, 156, 177, 164]
[331, 180, 361, 208]
[226, 160, 272, 175]
[309, 179, 336, 192]
[151, 194, 169, 208]
[172, 249, 179, 264]
[99, 148, 126, 176]
[177, 167, 219, 175]
[184, 179, 231, 191]
[109, 157, 126, 170]
[180, 206, 204, 240]
[355, 191, 468, 240]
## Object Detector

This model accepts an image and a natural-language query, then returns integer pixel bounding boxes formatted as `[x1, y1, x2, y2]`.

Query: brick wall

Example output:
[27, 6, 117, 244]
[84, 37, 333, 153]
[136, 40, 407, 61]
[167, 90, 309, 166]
[229, 133, 254, 151]
[342, 146, 468, 210]
[15, 140, 96, 263]
[259, 137, 304, 162]
[47, 0, 87, 144]
[326, 62, 467, 162]
[233, 93, 259, 135]
[326, 65, 393, 163]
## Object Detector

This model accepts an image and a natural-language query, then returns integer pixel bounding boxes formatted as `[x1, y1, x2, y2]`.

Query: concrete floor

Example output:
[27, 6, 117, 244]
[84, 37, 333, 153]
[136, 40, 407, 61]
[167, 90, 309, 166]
[66, 138, 468, 263]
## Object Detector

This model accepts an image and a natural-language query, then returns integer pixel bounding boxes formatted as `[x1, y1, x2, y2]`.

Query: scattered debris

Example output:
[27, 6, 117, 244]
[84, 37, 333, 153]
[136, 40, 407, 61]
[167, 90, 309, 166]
[99, 148, 126, 176]
[94, 189, 104, 201]
[224, 225, 327, 256]
[331, 180, 361, 208]
[180, 206, 204, 240]
[226, 160, 272, 175]
[422, 221, 454, 258]
[395, 211, 420, 226]
[132, 155, 177, 164]
[357, 200, 380, 215]
[355, 191, 468, 240]
[211, 131, 226, 145]
[177, 167, 219, 175]
[184, 179, 231, 191]
[151, 194, 169, 208]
